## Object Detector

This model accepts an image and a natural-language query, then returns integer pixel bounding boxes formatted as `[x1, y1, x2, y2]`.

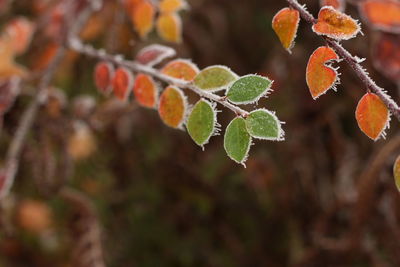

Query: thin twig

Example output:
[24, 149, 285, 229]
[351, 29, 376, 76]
[67, 38, 250, 117]
[286, 0, 400, 121]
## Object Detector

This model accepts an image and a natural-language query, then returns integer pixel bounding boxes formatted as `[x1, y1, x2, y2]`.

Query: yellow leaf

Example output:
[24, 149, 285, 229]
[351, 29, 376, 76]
[156, 13, 182, 43]
[159, 0, 187, 13]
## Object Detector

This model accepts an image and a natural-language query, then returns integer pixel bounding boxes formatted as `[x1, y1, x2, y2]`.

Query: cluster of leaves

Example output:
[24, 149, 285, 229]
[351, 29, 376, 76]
[123, 0, 187, 42]
[93, 44, 284, 165]
[272, 2, 392, 142]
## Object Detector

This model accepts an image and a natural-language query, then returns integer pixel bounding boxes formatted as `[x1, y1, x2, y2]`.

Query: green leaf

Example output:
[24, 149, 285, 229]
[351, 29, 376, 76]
[245, 109, 284, 140]
[186, 99, 216, 147]
[226, 75, 273, 104]
[224, 117, 251, 165]
[193, 65, 238, 92]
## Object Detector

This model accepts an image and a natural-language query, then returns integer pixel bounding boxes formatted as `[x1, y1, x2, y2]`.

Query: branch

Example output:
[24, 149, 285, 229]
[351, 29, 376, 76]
[68, 38, 250, 117]
[286, 0, 400, 121]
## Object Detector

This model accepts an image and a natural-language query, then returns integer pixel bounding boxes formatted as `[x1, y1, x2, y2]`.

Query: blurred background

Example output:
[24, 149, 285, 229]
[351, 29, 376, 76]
[1, 0, 400, 266]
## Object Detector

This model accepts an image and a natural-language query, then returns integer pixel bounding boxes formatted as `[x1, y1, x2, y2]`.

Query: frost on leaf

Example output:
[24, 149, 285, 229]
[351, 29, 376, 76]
[112, 67, 133, 101]
[158, 86, 187, 128]
[272, 7, 300, 53]
[355, 92, 390, 141]
[320, 0, 346, 12]
[136, 44, 176, 66]
[359, 0, 400, 33]
[194, 65, 238, 92]
[131, 0, 155, 39]
[226, 74, 273, 105]
[393, 155, 400, 192]
[372, 32, 400, 83]
[156, 13, 182, 43]
[4, 17, 35, 55]
[94, 61, 114, 95]
[159, 0, 188, 13]
[224, 117, 251, 166]
[133, 73, 158, 108]
[312, 6, 361, 40]
[306, 46, 340, 99]
[245, 109, 284, 141]
[186, 99, 216, 147]
[161, 59, 199, 81]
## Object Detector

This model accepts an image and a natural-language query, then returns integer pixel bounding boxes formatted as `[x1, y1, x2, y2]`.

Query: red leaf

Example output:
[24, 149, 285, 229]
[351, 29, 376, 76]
[355, 92, 390, 140]
[136, 44, 176, 66]
[112, 67, 133, 101]
[306, 46, 340, 99]
[94, 61, 114, 95]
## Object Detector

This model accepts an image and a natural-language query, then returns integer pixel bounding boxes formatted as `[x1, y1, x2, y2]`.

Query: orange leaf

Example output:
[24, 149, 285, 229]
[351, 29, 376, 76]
[4, 17, 35, 55]
[320, 0, 346, 11]
[312, 6, 361, 40]
[272, 7, 300, 53]
[158, 86, 187, 128]
[306, 46, 339, 99]
[161, 59, 199, 81]
[156, 13, 182, 43]
[94, 61, 114, 95]
[355, 92, 390, 140]
[133, 73, 158, 108]
[112, 67, 133, 101]
[136, 44, 176, 66]
[359, 0, 400, 33]
[372, 32, 400, 83]
[131, 0, 155, 39]
[159, 0, 187, 13]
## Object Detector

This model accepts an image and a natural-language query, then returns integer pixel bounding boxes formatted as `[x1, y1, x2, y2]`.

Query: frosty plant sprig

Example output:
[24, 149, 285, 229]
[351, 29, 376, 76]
[273, 0, 400, 141]
[69, 38, 284, 166]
